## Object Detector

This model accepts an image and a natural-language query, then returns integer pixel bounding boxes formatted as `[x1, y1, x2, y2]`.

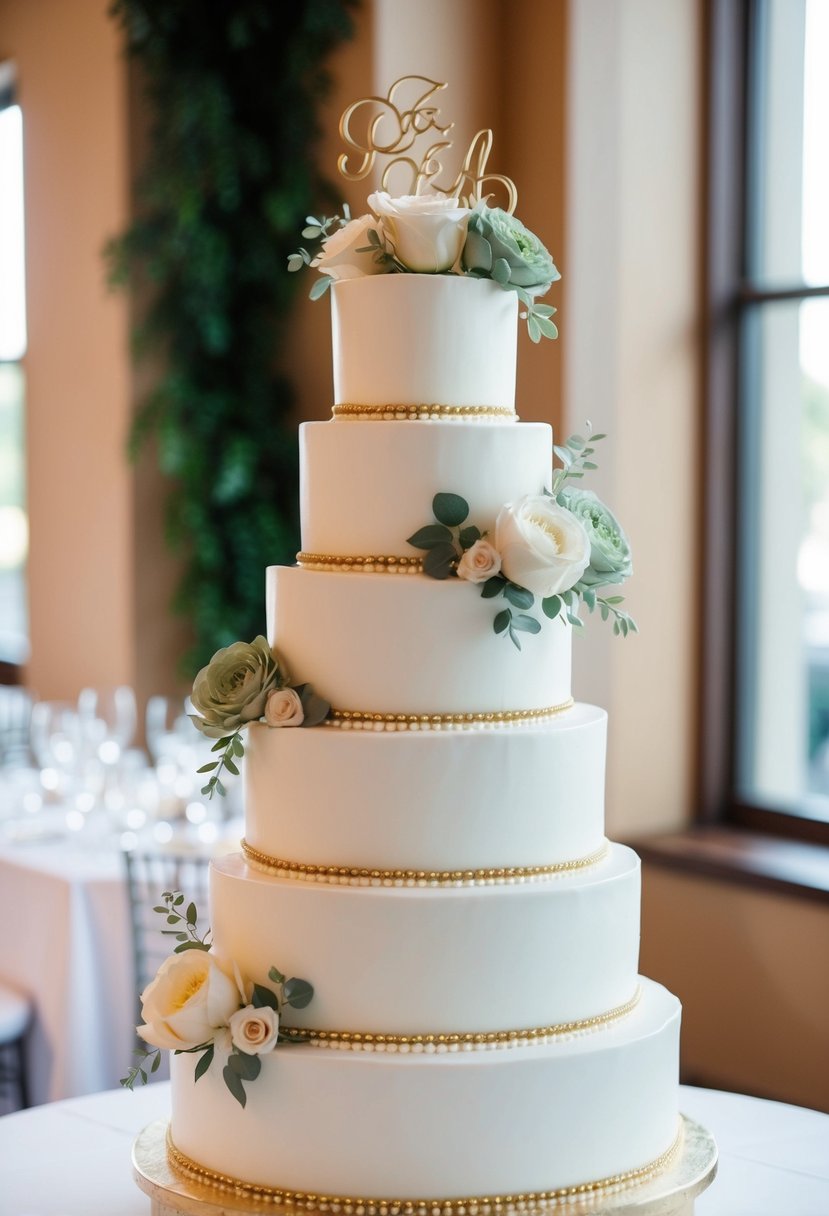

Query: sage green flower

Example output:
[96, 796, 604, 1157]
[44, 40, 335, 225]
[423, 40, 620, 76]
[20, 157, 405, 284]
[559, 488, 632, 588]
[462, 204, 560, 293]
[190, 635, 281, 738]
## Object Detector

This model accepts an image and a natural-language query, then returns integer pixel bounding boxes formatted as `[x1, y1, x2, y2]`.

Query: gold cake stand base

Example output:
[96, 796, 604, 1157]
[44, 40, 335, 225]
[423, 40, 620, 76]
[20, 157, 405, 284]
[132, 1115, 717, 1216]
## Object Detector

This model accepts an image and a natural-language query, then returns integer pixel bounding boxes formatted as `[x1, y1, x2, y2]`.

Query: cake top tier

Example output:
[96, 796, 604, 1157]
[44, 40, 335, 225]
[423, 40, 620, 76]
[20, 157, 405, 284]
[288, 76, 561, 419]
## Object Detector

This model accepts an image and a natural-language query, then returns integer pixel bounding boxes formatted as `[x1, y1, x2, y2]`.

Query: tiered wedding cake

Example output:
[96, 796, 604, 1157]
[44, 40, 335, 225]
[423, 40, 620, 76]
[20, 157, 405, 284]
[131, 79, 684, 1211]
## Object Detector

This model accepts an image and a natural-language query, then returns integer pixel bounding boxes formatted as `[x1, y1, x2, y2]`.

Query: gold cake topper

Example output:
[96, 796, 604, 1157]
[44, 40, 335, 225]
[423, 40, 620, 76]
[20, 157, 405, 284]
[338, 75, 518, 213]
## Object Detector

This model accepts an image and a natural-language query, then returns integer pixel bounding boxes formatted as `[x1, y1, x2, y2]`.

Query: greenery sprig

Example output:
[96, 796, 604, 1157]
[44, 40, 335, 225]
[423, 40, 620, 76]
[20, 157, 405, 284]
[198, 730, 244, 800]
[107, 0, 357, 675]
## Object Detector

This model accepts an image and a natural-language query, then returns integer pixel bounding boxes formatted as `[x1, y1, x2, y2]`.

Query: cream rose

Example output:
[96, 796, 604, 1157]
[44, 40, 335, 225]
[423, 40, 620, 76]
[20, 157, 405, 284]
[312, 214, 389, 281]
[457, 538, 502, 584]
[228, 1005, 280, 1055]
[265, 687, 305, 727]
[495, 495, 591, 598]
[137, 951, 239, 1052]
[368, 191, 469, 273]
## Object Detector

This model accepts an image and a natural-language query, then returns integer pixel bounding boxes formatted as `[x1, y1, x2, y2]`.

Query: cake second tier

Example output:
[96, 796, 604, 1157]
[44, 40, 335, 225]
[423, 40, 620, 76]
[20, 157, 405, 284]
[267, 566, 572, 714]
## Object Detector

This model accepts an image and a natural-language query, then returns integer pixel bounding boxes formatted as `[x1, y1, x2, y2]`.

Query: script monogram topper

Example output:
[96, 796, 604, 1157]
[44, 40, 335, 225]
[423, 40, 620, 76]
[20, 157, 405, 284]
[337, 76, 518, 214]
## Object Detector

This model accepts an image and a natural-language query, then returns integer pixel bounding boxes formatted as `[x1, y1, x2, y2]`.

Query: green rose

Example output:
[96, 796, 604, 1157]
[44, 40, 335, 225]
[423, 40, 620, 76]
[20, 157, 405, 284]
[461, 204, 560, 293]
[558, 488, 632, 589]
[190, 635, 281, 738]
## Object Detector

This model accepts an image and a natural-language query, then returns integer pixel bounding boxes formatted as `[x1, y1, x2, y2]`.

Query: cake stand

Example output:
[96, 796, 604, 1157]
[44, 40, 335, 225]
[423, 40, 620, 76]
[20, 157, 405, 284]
[132, 1114, 717, 1216]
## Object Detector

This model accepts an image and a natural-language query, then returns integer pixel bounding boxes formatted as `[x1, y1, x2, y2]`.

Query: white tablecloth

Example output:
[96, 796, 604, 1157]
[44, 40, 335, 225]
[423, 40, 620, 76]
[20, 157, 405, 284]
[0, 839, 134, 1105]
[0, 1085, 827, 1215]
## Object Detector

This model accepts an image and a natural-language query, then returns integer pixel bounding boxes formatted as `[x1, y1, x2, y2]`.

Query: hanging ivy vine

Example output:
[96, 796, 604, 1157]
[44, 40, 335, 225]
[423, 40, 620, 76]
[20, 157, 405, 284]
[108, 0, 356, 675]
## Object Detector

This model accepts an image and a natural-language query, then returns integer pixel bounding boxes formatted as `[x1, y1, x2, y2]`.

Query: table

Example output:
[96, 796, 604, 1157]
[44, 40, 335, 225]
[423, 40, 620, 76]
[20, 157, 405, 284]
[0, 1084, 826, 1215]
[0, 838, 134, 1104]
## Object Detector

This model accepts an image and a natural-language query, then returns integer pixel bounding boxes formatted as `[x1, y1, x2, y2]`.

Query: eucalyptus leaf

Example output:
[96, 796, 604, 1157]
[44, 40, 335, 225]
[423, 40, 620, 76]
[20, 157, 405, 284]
[252, 983, 279, 1011]
[512, 613, 541, 634]
[211, 736, 232, 751]
[600, 602, 610, 621]
[173, 940, 211, 953]
[298, 687, 331, 727]
[542, 595, 562, 620]
[151, 1050, 162, 1073]
[186, 902, 197, 926]
[492, 257, 511, 286]
[301, 225, 321, 239]
[553, 445, 572, 466]
[224, 755, 240, 777]
[283, 977, 314, 1009]
[432, 493, 469, 527]
[232, 734, 245, 758]
[504, 583, 534, 610]
[286, 254, 305, 272]
[458, 525, 481, 550]
[533, 315, 558, 340]
[406, 523, 454, 550]
[308, 275, 332, 301]
[527, 315, 542, 344]
[194, 1044, 214, 1082]
[494, 609, 512, 635]
[268, 965, 285, 985]
[508, 627, 522, 651]
[481, 575, 507, 599]
[229, 1051, 261, 1082]
[567, 612, 583, 628]
[223, 1063, 247, 1108]
[423, 543, 458, 579]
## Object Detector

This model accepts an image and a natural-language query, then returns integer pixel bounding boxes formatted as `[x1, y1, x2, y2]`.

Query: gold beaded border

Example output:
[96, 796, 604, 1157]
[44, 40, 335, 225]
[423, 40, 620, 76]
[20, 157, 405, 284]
[240, 838, 609, 888]
[325, 699, 575, 732]
[332, 403, 515, 420]
[277, 986, 641, 1052]
[167, 1120, 683, 1212]
[297, 553, 424, 574]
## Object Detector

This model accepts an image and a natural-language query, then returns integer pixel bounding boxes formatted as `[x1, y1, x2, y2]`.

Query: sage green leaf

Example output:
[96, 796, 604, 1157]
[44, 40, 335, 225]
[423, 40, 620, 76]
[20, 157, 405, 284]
[432, 493, 469, 527]
[210, 736, 232, 751]
[232, 734, 245, 758]
[512, 613, 541, 634]
[301, 225, 321, 239]
[194, 1045, 214, 1082]
[283, 977, 314, 1009]
[462, 229, 492, 272]
[186, 902, 197, 926]
[553, 445, 572, 465]
[605, 595, 625, 604]
[494, 609, 512, 635]
[423, 543, 458, 579]
[508, 627, 522, 651]
[223, 1063, 247, 1108]
[504, 583, 534, 610]
[173, 894, 184, 905]
[492, 257, 511, 285]
[151, 1050, 162, 1073]
[406, 524, 454, 550]
[534, 315, 558, 339]
[298, 686, 331, 727]
[173, 940, 211, 953]
[224, 756, 240, 777]
[542, 595, 562, 620]
[567, 612, 584, 628]
[527, 315, 542, 344]
[481, 575, 507, 599]
[229, 1051, 261, 1081]
[581, 587, 597, 612]
[287, 254, 305, 272]
[252, 983, 279, 1011]
[268, 965, 286, 985]
[197, 760, 218, 773]
[459, 525, 481, 550]
[600, 602, 610, 621]
[308, 275, 332, 301]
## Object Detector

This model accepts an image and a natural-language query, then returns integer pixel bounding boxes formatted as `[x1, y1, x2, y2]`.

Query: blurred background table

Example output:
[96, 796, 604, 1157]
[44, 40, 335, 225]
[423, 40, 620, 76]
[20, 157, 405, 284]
[0, 1085, 827, 1216]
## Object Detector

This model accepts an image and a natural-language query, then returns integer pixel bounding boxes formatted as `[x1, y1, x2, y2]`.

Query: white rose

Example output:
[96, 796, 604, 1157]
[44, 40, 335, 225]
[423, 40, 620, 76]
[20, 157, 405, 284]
[228, 1004, 280, 1055]
[368, 191, 469, 273]
[265, 687, 305, 727]
[137, 951, 239, 1052]
[457, 538, 502, 584]
[312, 214, 389, 281]
[495, 495, 591, 598]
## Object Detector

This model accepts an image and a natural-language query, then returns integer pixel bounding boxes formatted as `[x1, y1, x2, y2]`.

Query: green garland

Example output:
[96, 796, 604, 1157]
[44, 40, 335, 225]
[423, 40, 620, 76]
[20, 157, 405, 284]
[108, 0, 356, 674]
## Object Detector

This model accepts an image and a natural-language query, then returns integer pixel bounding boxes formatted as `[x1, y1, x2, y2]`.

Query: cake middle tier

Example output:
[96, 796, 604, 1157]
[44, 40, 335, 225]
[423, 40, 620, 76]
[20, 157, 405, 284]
[244, 704, 607, 873]
[210, 845, 641, 1034]
[299, 419, 552, 557]
[267, 567, 572, 714]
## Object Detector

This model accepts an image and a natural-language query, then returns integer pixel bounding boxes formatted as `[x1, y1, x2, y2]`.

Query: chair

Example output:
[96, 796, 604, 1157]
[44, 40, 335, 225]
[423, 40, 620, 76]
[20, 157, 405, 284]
[122, 849, 212, 1017]
[0, 979, 31, 1114]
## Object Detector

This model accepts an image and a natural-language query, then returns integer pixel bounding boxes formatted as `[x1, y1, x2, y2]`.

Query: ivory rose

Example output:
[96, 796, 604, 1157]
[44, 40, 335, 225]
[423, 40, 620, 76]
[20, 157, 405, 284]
[313, 214, 388, 282]
[265, 687, 305, 727]
[495, 495, 590, 598]
[368, 191, 469, 273]
[229, 1005, 280, 1055]
[137, 951, 239, 1052]
[457, 539, 502, 584]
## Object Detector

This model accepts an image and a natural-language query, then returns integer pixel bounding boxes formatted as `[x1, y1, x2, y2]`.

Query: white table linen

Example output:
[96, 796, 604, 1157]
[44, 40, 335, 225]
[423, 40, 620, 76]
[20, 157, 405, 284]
[0, 1085, 827, 1216]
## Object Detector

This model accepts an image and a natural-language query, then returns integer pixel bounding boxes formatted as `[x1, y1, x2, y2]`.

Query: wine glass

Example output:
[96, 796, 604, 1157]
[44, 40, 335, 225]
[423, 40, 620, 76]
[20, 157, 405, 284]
[77, 685, 137, 767]
[29, 700, 84, 798]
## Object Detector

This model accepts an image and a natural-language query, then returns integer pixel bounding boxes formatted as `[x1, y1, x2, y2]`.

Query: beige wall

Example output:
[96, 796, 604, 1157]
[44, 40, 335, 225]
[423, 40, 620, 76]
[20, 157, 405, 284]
[1, 0, 135, 700]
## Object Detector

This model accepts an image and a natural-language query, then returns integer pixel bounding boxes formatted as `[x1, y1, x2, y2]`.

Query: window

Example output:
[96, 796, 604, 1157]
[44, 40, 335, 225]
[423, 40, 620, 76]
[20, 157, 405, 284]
[704, 0, 829, 837]
[0, 63, 28, 674]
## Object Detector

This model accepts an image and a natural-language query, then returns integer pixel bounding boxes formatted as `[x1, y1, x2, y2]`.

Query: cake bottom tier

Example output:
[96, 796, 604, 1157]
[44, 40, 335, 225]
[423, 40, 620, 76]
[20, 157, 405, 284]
[169, 978, 681, 1204]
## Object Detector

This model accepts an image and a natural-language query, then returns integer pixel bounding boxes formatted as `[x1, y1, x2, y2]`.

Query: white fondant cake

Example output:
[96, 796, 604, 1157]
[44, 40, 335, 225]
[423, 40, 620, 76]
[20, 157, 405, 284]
[160, 266, 683, 1200]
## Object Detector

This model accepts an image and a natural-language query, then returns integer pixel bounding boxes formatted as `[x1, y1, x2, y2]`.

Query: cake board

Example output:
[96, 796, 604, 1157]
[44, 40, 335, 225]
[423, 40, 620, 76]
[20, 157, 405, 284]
[132, 1115, 717, 1216]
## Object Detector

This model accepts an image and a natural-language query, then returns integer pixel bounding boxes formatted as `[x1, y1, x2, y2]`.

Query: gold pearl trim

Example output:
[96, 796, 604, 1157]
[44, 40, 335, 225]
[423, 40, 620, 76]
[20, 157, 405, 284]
[277, 986, 641, 1052]
[297, 552, 424, 574]
[240, 838, 609, 888]
[325, 700, 574, 732]
[332, 403, 515, 420]
[167, 1121, 683, 1211]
